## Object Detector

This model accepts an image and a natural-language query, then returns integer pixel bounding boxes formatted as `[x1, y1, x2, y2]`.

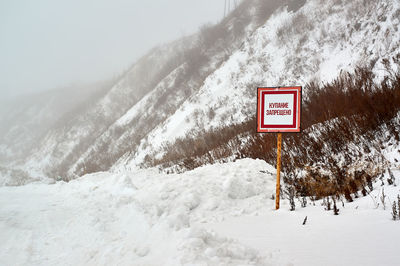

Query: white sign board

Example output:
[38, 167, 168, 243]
[257, 87, 301, 132]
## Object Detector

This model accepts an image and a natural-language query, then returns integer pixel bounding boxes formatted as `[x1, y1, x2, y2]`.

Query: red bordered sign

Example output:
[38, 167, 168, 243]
[257, 87, 301, 133]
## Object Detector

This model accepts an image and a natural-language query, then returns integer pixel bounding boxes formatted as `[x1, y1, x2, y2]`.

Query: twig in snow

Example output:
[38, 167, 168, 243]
[302, 216, 307, 225]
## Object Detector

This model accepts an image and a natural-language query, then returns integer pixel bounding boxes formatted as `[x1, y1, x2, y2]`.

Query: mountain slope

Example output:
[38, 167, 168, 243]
[32, 0, 268, 180]
[1, 0, 400, 184]
[117, 0, 400, 169]
[0, 35, 195, 184]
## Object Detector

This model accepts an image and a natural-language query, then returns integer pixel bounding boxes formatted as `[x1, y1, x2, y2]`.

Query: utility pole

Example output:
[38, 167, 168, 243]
[224, 0, 227, 17]
[224, 0, 239, 18]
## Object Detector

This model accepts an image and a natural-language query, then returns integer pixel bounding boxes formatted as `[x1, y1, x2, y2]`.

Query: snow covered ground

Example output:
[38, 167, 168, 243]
[1, 158, 400, 265]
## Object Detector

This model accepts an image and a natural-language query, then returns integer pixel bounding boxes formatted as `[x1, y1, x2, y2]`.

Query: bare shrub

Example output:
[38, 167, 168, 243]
[286, 186, 296, 211]
[333, 197, 340, 215]
[148, 56, 400, 199]
[392, 201, 398, 220]
[381, 188, 387, 210]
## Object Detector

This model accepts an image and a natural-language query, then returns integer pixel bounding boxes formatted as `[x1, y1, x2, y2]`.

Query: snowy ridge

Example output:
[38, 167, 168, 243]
[0, 37, 192, 184]
[0, 83, 106, 164]
[67, 64, 188, 176]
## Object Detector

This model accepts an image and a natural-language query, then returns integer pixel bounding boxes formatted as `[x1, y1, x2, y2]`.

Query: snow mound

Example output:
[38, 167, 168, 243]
[224, 173, 268, 200]
[0, 158, 280, 265]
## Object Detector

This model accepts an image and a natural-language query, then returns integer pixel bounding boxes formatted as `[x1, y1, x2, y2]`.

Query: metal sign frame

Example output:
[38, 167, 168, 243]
[257, 87, 302, 133]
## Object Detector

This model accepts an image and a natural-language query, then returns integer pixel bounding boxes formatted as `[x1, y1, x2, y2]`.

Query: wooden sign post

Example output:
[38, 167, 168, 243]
[257, 87, 301, 210]
[276, 132, 282, 209]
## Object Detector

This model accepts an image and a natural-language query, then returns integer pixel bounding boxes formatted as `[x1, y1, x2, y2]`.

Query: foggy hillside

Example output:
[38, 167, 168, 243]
[3, 1, 400, 265]
[1, 0, 399, 185]
[0, 81, 113, 161]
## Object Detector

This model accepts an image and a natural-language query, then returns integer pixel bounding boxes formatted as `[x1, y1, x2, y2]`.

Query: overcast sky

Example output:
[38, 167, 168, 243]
[0, 0, 225, 100]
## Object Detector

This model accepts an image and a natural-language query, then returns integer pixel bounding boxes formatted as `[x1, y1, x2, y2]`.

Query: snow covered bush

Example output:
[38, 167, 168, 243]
[286, 186, 296, 211]
[397, 195, 400, 220]
[392, 201, 398, 220]
[381, 188, 387, 210]
[387, 168, 396, 185]
[333, 197, 339, 215]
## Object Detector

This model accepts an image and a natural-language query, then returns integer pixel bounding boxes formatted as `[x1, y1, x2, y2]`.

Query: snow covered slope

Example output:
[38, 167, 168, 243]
[117, 0, 400, 169]
[1, 158, 400, 265]
[0, 37, 194, 184]
[0, 82, 107, 164]
[1, 0, 400, 184]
